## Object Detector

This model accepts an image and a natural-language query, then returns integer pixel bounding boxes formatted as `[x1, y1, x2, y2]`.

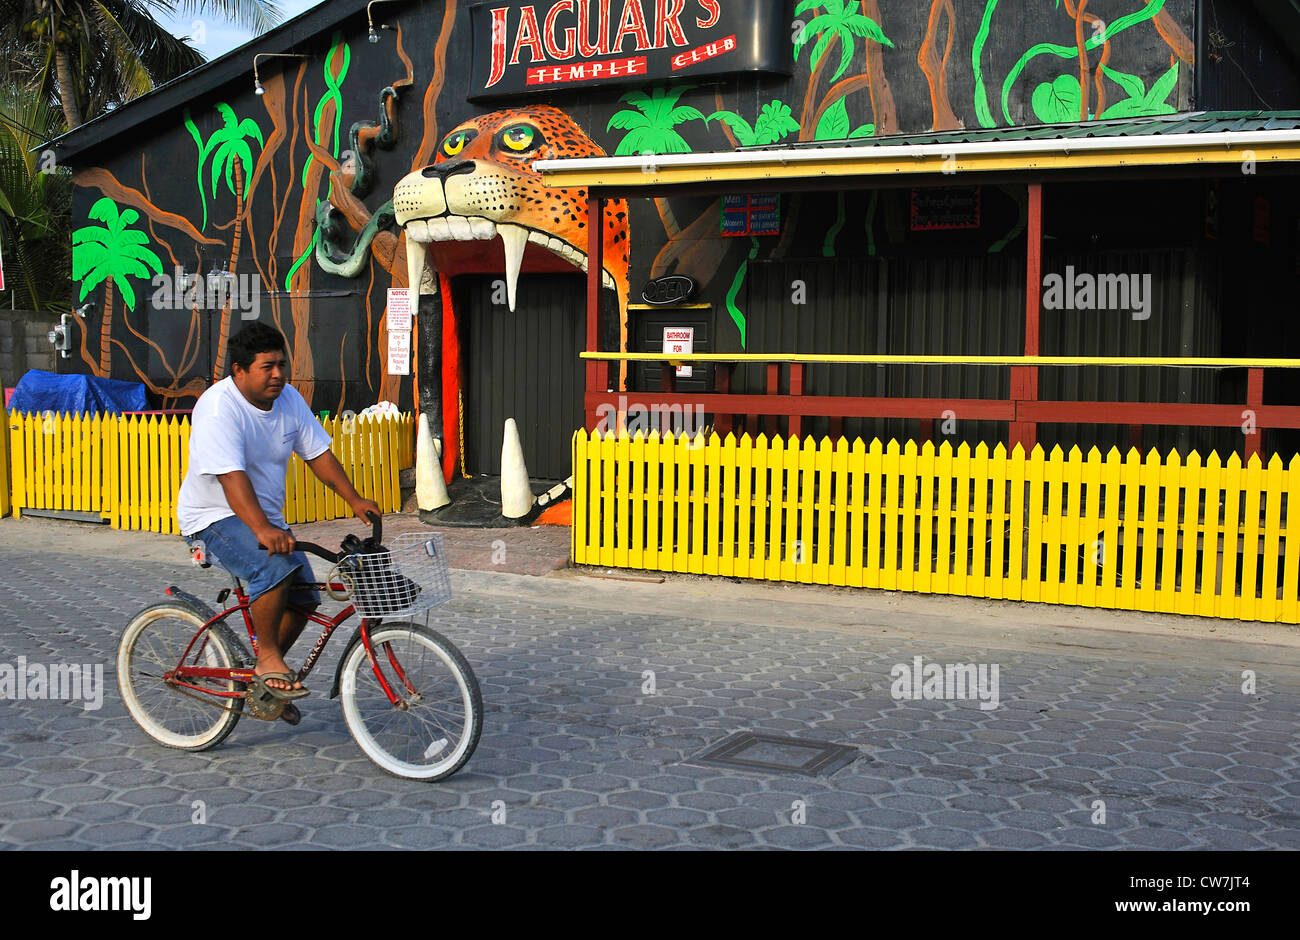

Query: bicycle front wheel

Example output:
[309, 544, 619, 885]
[339, 622, 482, 780]
[117, 603, 244, 751]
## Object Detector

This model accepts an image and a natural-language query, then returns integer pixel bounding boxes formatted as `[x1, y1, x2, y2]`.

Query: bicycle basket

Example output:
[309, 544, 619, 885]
[338, 532, 453, 618]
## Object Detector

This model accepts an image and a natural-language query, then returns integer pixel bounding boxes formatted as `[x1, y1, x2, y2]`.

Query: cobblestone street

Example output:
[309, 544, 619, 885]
[2, 517, 1298, 850]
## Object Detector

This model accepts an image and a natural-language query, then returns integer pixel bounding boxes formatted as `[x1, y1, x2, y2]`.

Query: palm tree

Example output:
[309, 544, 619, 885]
[794, 0, 893, 83]
[0, 0, 281, 130]
[0, 81, 70, 312]
[607, 85, 704, 238]
[72, 196, 163, 375]
[607, 85, 704, 156]
[191, 101, 263, 381]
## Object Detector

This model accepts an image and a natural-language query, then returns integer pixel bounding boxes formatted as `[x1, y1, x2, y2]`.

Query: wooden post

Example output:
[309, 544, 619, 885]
[765, 363, 780, 436]
[585, 192, 603, 430]
[1010, 182, 1042, 451]
[1246, 367, 1264, 460]
[714, 363, 733, 436]
[789, 363, 803, 439]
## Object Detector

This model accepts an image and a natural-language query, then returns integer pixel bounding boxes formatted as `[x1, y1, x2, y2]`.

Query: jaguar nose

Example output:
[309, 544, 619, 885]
[421, 160, 476, 179]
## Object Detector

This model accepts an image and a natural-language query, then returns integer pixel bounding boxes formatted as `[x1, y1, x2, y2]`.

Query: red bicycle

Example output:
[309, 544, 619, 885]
[116, 514, 482, 781]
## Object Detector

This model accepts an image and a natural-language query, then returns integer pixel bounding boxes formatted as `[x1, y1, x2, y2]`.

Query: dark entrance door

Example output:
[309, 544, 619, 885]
[461, 273, 585, 480]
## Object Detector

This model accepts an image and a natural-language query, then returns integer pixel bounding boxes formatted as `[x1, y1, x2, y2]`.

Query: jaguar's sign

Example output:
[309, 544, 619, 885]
[468, 0, 791, 99]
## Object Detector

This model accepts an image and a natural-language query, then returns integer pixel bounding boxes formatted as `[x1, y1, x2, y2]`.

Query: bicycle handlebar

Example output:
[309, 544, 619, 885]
[257, 511, 381, 563]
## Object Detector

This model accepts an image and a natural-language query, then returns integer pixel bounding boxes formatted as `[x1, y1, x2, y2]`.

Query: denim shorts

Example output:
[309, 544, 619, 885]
[185, 514, 321, 608]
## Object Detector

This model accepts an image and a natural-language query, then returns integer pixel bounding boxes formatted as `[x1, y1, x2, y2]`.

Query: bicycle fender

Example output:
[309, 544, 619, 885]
[164, 585, 255, 667]
[165, 585, 218, 620]
[329, 626, 368, 699]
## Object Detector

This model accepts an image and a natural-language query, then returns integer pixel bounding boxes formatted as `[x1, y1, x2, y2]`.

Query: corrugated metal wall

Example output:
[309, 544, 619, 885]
[463, 273, 585, 480]
[739, 255, 1023, 444]
[732, 249, 1225, 455]
[1038, 249, 1224, 456]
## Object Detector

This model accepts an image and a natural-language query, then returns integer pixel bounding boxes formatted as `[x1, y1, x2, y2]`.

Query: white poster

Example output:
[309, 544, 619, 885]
[386, 329, 411, 375]
[386, 288, 412, 331]
[662, 326, 694, 378]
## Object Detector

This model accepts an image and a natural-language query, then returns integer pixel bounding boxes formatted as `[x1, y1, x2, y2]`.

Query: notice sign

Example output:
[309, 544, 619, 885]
[663, 326, 694, 378]
[387, 329, 411, 376]
[386, 288, 412, 331]
[722, 193, 780, 237]
[468, 0, 790, 100]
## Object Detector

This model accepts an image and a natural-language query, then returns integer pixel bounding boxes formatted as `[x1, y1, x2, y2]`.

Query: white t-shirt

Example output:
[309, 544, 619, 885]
[177, 377, 332, 536]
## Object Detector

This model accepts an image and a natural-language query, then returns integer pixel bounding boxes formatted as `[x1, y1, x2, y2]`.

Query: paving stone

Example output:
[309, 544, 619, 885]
[4, 540, 1299, 850]
[610, 824, 680, 848]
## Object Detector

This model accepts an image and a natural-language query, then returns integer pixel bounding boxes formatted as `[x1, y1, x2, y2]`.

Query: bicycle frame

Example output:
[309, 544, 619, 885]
[167, 579, 410, 707]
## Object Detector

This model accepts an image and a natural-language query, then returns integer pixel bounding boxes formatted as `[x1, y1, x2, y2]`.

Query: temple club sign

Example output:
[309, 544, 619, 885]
[468, 0, 791, 99]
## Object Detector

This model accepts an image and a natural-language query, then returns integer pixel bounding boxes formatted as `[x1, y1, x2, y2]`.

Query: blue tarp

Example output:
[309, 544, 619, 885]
[8, 371, 148, 415]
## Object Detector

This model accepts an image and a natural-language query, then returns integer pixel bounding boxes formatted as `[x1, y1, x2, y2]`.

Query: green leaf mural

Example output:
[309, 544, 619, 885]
[1099, 63, 1180, 118]
[815, 97, 851, 140]
[72, 196, 164, 375]
[705, 100, 800, 147]
[1031, 74, 1082, 123]
[974, 0, 1171, 128]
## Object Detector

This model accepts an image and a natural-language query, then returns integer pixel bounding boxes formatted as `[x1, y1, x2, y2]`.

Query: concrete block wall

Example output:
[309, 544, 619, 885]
[0, 310, 59, 391]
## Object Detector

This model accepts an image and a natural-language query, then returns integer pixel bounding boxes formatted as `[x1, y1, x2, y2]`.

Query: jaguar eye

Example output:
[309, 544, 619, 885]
[501, 124, 538, 152]
[442, 129, 475, 157]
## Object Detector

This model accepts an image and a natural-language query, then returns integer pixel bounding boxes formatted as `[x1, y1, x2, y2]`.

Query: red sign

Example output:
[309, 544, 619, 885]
[527, 56, 647, 86]
[671, 34, 735, 69]
[469, 0, 789, 100]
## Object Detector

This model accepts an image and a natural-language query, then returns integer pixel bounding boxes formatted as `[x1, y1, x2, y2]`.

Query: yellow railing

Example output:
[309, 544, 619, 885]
[573, 430, 1300, 624]
[7, 411, 415, 534]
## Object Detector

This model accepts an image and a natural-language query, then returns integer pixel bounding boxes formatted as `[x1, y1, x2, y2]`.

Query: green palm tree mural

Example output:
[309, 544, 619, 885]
[187, 102, 264, 381]
[606, 85, 704, 155]
[705, 100, 801, 147]
[72, 196, 163, 376]
[793, 0, 893, 83]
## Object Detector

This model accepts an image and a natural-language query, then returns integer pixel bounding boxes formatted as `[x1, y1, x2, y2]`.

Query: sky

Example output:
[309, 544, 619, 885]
[153, 0, 324, 62]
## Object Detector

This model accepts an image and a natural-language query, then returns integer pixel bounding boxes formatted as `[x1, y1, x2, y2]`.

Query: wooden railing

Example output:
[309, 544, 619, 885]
[580, 353, 1300, 459]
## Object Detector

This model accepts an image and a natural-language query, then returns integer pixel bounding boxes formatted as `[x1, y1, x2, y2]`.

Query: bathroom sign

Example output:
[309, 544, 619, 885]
[663, 326, 694, 378]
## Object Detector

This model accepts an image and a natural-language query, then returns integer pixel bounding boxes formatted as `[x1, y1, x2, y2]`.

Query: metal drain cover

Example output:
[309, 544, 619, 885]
[686, 732, 862, 777]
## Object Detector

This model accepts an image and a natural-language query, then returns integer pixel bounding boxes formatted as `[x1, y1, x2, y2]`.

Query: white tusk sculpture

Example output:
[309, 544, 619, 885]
[500, 417, 536, 519]
[416, 412, 450, 510]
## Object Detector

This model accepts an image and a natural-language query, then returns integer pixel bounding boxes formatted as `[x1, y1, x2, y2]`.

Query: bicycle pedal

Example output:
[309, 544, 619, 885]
[245, 688, 286, 722]
[216, 588, 231, 606]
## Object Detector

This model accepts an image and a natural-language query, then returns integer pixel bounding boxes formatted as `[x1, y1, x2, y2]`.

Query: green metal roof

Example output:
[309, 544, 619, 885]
[744, 111, 1300, 152]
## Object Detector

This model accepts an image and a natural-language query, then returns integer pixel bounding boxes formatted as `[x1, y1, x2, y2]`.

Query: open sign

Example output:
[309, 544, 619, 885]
[642, 275, 695, 305]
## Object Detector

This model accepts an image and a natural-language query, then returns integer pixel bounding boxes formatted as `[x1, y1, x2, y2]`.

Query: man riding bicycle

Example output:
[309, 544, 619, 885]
[177, 322, 381, 723]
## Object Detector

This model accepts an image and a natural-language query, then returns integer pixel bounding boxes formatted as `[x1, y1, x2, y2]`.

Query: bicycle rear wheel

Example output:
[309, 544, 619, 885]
[339, 621, 482, 780]
[117, 604, 244, 751]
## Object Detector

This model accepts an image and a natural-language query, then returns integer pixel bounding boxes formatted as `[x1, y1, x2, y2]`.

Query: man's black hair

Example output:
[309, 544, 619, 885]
[228, 322, 288, 373]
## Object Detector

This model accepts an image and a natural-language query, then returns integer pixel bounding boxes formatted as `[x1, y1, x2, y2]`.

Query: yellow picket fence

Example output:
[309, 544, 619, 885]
[572, 431, 1300, 624]
[7, 411, 415, 534]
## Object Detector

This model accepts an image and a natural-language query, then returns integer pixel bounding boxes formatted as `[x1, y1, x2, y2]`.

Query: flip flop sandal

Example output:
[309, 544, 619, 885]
[250, 672, 310, 702]
[279, 703, 302, 726]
